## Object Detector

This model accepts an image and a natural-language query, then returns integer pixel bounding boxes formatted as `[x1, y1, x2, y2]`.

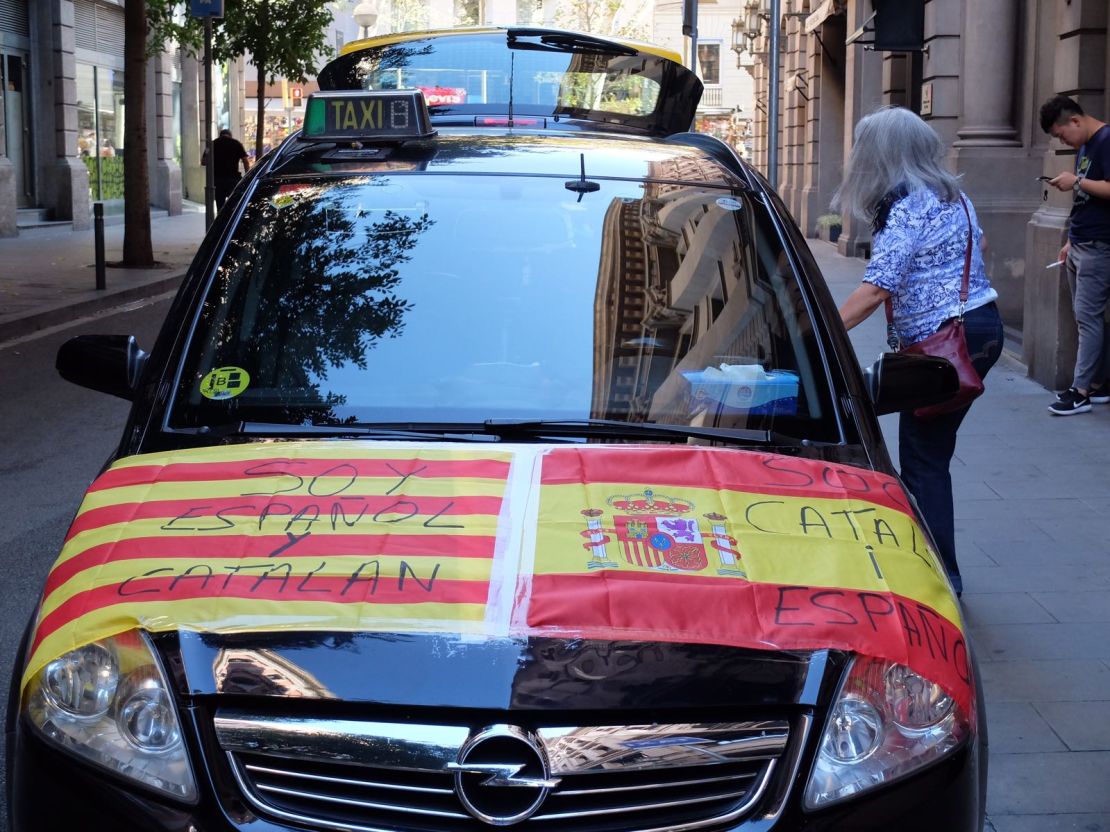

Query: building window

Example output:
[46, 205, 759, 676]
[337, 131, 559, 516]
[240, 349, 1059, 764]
[77, 62, 125, 201]
[698, 42, 720, 85]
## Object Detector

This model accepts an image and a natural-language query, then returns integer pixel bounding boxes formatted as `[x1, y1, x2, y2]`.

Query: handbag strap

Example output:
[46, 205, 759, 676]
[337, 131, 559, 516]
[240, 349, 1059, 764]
[883, 194, 974, 344]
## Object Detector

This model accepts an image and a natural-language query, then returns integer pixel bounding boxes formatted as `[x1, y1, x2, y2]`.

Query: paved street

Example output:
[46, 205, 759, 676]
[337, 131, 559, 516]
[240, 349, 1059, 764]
[815, 241, 1110, 832]
[0, 217, 1109, 829]
[0, 294, 172, 830]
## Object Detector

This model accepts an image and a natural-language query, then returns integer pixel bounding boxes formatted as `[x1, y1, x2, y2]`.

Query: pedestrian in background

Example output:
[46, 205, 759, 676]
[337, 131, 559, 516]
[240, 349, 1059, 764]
[833, 106, 1003, 598]
[206, 128, 250, 211]
[1040, 95, 1110, 415]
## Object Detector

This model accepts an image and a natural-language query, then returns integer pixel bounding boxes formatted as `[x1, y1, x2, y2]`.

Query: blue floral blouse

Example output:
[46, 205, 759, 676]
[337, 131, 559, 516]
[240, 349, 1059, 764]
[863, 188, 998, 346]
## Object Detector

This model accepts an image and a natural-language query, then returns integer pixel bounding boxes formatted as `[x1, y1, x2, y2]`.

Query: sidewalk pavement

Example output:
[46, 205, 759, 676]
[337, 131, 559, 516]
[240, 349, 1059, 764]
[812, 240, 1110, 832]
[1, 218, 1108, 829]
[0, 204, 207, 343]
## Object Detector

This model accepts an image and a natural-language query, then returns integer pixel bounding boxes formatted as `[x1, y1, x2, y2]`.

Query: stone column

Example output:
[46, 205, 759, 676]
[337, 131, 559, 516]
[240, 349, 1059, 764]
[752, 43, 768, 173]
[148, 52, 182, 214]
[0, 69, 15, 236]
[228, 57, 246, 139]
[800, 13, 847, 237]
[949, 0, 1036, 331]
[836, 0, 883, 257]
[778, 8, 801, 215]
[788, 11, 809, 219]
[32, 0, 88, 229]
[1024, 0, 1109, 388]
[882, 52, 909, 108]
[954, 0, 1020, 146]
[181, 54, 203, 203]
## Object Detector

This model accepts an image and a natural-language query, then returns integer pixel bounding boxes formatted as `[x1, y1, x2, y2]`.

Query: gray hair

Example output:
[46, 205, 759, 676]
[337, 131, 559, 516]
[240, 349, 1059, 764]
[832, 106, 961, 222]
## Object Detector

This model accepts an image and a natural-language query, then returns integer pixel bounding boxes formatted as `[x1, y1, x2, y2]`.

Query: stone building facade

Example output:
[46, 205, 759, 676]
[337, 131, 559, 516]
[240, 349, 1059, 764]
[0, 0, 247, 238]
[739, 0, 1109, 389]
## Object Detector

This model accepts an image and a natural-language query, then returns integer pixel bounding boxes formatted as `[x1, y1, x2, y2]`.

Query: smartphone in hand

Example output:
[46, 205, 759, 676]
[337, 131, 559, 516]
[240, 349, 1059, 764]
[1036, 175, 1053, 181]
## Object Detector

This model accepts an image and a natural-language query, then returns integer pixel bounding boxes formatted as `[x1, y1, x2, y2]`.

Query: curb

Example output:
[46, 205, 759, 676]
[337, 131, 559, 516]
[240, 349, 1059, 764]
[0, 273, 184, 345]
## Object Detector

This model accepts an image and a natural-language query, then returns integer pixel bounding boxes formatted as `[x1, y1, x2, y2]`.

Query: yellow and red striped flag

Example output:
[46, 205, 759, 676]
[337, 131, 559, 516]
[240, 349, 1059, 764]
[23, 443, 513, 691]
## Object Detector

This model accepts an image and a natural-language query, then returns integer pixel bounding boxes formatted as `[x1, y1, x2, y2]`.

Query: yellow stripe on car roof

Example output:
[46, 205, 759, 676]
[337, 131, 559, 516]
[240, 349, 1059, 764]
[339, 26, 684, 64]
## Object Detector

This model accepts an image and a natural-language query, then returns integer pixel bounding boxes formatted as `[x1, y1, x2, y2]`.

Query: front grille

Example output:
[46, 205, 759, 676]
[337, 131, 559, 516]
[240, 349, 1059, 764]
[216, 713, 790, 832]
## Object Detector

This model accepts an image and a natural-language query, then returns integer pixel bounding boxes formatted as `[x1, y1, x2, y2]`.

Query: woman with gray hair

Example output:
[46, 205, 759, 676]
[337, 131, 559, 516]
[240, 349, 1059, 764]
[835, 106, 1003, 598]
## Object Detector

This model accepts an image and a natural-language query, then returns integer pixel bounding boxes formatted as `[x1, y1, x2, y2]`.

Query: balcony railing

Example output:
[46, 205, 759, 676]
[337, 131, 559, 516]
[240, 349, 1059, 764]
[701, 86, 723, 108]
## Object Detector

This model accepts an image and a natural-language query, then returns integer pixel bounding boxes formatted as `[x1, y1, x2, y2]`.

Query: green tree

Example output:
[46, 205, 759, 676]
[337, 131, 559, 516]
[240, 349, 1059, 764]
[550, 0, 650, 40]
[215, 0, 335, 159]
[151, 0, 335, 160]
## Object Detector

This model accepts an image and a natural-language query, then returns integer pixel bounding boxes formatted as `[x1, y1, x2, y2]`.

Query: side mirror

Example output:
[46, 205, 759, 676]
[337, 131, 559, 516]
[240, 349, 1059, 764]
[864, 352, 959, 416]
[56, 335, 149, 400]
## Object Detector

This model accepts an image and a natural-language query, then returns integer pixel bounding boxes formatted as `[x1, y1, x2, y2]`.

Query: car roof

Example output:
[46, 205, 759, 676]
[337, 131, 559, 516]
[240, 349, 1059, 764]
[338, 25, 686, 65]
[266, 129, 751, 190]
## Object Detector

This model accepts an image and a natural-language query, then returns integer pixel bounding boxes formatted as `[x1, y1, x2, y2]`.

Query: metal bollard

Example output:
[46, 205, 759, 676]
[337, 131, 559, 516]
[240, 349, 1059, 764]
[93, 202, 106, 291]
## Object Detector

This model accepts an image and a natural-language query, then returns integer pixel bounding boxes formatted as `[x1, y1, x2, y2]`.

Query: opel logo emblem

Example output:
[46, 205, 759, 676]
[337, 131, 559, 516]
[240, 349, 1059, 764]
[448, 725, 560, 826]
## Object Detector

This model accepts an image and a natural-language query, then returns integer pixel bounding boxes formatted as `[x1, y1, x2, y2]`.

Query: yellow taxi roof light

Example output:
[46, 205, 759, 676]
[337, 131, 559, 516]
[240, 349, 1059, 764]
[302, 90, 435, 143]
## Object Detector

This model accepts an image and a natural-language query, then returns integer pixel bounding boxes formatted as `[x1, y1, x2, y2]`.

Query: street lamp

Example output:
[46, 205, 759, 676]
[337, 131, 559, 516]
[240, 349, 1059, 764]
[730, 18, 746, 54]
[353, 1, 378, 39]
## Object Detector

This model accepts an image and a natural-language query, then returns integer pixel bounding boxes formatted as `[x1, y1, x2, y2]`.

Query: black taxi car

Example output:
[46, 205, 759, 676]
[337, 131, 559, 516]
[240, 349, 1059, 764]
[7, 27, 983, 832]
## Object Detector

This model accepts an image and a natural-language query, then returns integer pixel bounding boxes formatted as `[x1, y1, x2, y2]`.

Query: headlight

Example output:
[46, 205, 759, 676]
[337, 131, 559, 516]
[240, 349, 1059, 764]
[23, 630, 197, 801]
[804, 655, 971, 809]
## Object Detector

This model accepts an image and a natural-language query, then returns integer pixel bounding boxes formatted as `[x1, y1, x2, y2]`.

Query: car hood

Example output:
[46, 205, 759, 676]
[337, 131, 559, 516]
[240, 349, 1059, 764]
[25, 442, 970, 712]
[172, 630, 829, 710]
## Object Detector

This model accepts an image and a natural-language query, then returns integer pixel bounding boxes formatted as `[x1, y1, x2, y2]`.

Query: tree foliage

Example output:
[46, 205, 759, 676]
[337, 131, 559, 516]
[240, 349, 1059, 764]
[150, 0, 335, 158]
[550, 0, 651, 40]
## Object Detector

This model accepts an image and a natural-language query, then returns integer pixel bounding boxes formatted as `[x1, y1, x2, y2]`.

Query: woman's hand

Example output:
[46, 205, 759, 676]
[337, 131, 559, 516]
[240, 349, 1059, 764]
[839, 283, 891, 331]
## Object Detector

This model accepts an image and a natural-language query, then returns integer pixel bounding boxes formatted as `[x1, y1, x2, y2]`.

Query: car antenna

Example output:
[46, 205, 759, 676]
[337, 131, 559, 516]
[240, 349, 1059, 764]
[565, 153, 600, 201]
[508, 52, 514, 127]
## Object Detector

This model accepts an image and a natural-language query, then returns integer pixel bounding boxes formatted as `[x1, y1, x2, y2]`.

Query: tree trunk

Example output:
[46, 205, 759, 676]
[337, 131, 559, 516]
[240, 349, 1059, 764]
[121, 0, 153, 267]
[255, 0, 269, 160]
[255, 60, 267, 160]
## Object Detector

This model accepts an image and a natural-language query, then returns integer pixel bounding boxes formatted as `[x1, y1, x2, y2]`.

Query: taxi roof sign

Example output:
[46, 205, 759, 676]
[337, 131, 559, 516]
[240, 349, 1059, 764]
[302, 90, 435, 143]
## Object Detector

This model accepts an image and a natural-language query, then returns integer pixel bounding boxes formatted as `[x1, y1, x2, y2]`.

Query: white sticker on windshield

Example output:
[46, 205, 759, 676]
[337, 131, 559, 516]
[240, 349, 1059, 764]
[716, 197, 744, 211]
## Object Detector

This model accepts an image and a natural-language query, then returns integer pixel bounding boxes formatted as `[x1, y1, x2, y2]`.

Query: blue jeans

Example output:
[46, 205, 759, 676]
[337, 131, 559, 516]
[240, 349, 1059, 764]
[898, 302, 1004, 595]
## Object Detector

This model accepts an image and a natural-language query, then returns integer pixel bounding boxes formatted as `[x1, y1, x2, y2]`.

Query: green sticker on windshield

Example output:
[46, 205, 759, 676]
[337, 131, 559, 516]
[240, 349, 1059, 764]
[200, 366, 250, 400]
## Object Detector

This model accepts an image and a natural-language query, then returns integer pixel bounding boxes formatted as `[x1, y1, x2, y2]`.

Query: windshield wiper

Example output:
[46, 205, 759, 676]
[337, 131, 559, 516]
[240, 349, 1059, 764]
[481, 418, 813, 446]
[175, 420, 814, 446]
[175, 421, 500, 442]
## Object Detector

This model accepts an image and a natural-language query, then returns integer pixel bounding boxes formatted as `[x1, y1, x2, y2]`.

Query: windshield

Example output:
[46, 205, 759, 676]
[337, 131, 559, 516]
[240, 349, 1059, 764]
[169, 174, 838, 442]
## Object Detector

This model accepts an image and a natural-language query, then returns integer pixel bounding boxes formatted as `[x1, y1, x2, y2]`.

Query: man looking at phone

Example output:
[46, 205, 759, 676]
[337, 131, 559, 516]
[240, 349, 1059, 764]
[1041, 95, 1110, 415]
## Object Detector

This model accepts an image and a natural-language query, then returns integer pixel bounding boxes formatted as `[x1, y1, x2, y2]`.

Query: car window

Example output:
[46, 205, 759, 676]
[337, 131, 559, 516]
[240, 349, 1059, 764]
[317, 33, 700, 135]
[169, 174, 838, 442]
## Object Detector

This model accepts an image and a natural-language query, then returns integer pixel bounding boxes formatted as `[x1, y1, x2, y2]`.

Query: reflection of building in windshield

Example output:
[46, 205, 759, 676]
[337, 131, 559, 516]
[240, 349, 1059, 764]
[591, 159, 788, 425]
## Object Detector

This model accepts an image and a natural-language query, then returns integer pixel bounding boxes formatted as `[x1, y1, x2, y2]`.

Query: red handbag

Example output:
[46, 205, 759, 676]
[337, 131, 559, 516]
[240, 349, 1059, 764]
[885, 196, 984, 419]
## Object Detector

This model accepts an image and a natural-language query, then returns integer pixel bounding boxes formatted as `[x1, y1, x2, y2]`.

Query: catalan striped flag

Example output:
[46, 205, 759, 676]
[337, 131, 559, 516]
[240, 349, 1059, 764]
[22, 443, 512, 692]
[521, 446, 972, 714]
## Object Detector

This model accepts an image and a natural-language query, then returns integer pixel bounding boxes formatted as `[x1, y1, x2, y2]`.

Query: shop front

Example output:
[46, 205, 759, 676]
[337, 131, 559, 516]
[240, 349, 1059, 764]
[1, 0, 34, 209]
[75, 0, 126, 206]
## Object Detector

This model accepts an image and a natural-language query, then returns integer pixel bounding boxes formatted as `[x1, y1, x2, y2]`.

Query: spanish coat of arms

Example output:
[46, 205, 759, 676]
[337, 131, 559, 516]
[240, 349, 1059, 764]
[579, 489, 744, 576]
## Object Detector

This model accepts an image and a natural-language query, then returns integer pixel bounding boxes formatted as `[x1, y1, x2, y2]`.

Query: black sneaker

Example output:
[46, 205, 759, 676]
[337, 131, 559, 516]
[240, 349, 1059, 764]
[1055, 384, 1110, 404]
[1049, 387, 1092, 415]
